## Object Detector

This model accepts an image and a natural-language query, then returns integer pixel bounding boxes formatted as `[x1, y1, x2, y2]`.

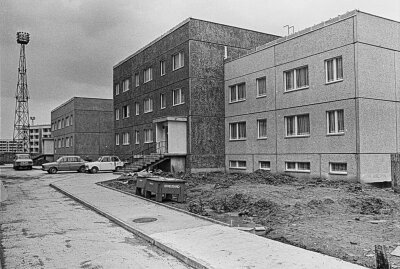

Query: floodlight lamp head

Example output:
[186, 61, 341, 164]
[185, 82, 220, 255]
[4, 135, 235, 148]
[17, 32, 30, 44]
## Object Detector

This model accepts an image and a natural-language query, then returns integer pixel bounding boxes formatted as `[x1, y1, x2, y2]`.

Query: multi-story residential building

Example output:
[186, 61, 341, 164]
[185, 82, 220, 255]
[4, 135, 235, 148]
[29, 124, 52, 155]
[51, 97, 114, 160]
[0, 139, 23, 153]
[113, 18, 280, 172]
[225, 10, 400, 183]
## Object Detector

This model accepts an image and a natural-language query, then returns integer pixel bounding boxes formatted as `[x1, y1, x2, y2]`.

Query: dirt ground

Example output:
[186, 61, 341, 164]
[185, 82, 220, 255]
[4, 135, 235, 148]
[101, 170, 400, 268]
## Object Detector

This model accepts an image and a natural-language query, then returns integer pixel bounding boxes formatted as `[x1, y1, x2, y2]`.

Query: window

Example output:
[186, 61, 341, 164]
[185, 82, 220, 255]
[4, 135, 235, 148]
[285, 114, 310, 137]
[257, 119, 267, 139]
[284, 66, 309, 91]
[61, 138, 64, 148]
[122, 105, 130, 118]
[144, 67, 153, 83]
[58, 120, 61, 129]
[172, 51, 184, 70]
[329, 162, 347, 175]
[70, 115, 73, 126]
[257, 77, 267, 97]
[135, 102, 140, 115]
[135, 73, 139, 87]
[70, 136, 73, 147]
[135, 130, 139, 144]
[229, 83, 246, 103]
[229, 160, 246, 169]
[115, 134, 120, 145]
[65, 116, 70, 127]
[115, 108, 120, 121]
[66, 137, 70, 148]
[160, 93, 166, 109]
[115, 84, 120, 95]
[259, 161, 271, 170]
[123, 78, 130, 92]
[229, 122, 246, 140]
[144, 129, 153, 143]
[285, 162, 311, 172]
[160, 60, 166, 76]
[325, 56, 343, 83]
[122, 132, 129, 145]
[144, 98, 153, 113]
[172, 89, 184, 106]
[61, 119, 64, 128]
[327, 110, 344, 134]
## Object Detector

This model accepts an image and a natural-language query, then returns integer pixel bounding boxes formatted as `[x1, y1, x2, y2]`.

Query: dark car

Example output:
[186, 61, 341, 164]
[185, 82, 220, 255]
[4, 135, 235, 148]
[42, 156, 86, 174]
[13, 154, 33, 170]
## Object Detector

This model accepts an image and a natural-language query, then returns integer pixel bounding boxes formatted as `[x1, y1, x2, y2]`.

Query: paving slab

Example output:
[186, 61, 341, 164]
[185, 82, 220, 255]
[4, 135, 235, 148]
[51, 174, 368, 269]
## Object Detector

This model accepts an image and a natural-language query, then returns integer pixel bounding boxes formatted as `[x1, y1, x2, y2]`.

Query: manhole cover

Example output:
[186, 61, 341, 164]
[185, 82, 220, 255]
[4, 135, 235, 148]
[132, 217, 157, 223]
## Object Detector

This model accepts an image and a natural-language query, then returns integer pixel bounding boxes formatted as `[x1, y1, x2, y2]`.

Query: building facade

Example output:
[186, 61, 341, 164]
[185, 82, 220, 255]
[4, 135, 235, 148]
[113, 18, 280, 172]
[29, 124, 52, 155]
[225, 11, 400, 183]
[51, 97, 114, 160]
[0, 140, 23, 153]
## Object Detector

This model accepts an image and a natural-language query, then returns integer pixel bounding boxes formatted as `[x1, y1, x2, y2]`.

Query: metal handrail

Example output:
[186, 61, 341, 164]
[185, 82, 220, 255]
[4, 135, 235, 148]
[126, 141, 166, 165]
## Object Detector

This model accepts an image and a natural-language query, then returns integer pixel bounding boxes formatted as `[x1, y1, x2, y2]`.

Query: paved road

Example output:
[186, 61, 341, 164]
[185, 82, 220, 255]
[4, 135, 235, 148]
[0, 167, 190, 269]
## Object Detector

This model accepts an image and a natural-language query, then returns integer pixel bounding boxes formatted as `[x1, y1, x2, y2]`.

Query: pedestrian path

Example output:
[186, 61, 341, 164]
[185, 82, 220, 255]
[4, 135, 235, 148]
[51, 174, 367, 269]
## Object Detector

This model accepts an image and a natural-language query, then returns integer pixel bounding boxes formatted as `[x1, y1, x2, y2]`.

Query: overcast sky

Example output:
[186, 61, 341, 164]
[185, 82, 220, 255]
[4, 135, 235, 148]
[1, 0, 399, 138]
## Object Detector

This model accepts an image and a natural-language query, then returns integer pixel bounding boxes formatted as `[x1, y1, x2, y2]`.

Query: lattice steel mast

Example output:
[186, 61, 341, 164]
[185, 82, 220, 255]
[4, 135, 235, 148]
[13, 32, 30, 153]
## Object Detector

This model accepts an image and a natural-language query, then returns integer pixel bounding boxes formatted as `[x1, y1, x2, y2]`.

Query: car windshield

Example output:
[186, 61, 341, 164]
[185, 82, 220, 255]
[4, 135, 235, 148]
[98, 157, 102, 161]
[57, 157, 64, 162]
[17, 154, 30, 159]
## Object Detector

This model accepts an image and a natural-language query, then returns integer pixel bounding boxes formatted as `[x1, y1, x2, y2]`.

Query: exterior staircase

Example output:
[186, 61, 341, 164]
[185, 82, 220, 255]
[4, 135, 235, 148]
[124, 153, 168, 172]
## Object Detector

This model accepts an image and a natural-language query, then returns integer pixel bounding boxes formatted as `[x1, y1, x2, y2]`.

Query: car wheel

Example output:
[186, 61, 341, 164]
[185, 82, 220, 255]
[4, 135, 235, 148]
[49, 167, 57, 174]
[91, 167, 98, 174]
[114, 166, 122, 172]
[78, 166, 85, 173]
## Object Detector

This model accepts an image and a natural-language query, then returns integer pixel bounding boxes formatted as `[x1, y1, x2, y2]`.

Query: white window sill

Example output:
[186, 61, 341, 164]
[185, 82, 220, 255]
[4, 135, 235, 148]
[256, 94, 267, 99]
[229, 99, 246, 104]
[144, 80, 152, 84]
[172, 66, 184, 71]
[329, 171, 348, 175]
[173, 102, 184, 107]
[144, 111, 153, 114]
[122, 143, 130, 145]
[325, 79, 343, 85]
[284, 86, 309, 93]
[229, 138, 246, 141]
[327, 132, 345, 136]
[259, 168, 271, 171]
[229, 167, 247, 170]
[160, 107, 166, 110]
[257, 137, 268, 140]
[144, 141, 153, 144]
[161, 74, 166, 77]
[285, 134, 310, 139]
[135, 143, 139, 145]
[285, 170, 310, 173]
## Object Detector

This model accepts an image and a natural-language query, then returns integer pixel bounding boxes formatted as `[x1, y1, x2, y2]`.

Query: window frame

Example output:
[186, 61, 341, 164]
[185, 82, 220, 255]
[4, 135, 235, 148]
[257, 119, 267, 139]
[115, 134, 120, 146]
[259, 161, 271, 171]
[160, 93, 166, 109]
[172, 51, 184, 71]
[115, 83, 120, 95]
[115, 108, 120, 121]
[135, 130, 140, 144]
[160, 60, 166, 76]
[144, 98, 153, 113]
[144, 129, 153, 143]
[122, 78, 130, 92]
[329, 162, 348, 175]
[229, 121, 246, 141]
[285, 114, 310, 137]
[135, 102, 140, 115]
[172, 89, 185, 106]
[122, 105, 130, 119]
[284, 66, 309, 92]
[256, 77, 267, 97]
[135, 73, 139, 87]
[229, 83, 246, 103]
[122, 132, 130, 145]
[285, 162, 311, 173]
[326, 109, 344, 135]
[325, 56, 343, 84]
[229, 160, 247, 170]
[144, 67, 153, 83]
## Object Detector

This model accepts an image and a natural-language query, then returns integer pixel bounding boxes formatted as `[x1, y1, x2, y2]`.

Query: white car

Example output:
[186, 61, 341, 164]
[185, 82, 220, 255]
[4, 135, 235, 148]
[85, 156, 125, 173]
[13, 154, 33, 170]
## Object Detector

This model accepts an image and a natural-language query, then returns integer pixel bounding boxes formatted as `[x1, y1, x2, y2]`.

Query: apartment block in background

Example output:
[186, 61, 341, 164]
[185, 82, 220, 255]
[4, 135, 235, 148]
[113, 18, 280, 172]
[51, 97, 114, 160]
[29, 124, 52, 155]
[225, 10, 400, 183]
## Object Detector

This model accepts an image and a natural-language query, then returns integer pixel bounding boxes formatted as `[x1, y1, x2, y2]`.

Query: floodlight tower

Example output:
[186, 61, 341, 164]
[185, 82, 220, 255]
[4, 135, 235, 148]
[13, 32, 30, 153]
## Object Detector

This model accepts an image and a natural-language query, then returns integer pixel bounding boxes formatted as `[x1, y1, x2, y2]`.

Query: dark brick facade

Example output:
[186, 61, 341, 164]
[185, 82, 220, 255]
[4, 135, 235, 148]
[113, 18, 280, 171]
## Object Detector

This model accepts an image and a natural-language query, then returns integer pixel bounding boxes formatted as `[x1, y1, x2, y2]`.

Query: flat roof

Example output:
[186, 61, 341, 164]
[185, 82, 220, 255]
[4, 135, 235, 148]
[51, 97, 113, 113]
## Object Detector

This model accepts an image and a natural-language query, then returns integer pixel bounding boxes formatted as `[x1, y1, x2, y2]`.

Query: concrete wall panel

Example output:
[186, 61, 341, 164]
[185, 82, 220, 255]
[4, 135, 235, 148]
[359, 154, 391, 182]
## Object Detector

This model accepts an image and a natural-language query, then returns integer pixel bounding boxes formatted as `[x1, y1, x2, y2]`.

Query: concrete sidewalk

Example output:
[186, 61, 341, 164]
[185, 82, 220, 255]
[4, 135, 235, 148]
[50, 175, 367, 269]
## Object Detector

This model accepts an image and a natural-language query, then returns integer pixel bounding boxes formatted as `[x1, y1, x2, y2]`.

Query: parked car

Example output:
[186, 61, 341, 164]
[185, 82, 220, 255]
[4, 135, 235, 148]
[13, 154, 33, 170]
[85, 156, 125, 173]
[42, 156, 86, 174]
